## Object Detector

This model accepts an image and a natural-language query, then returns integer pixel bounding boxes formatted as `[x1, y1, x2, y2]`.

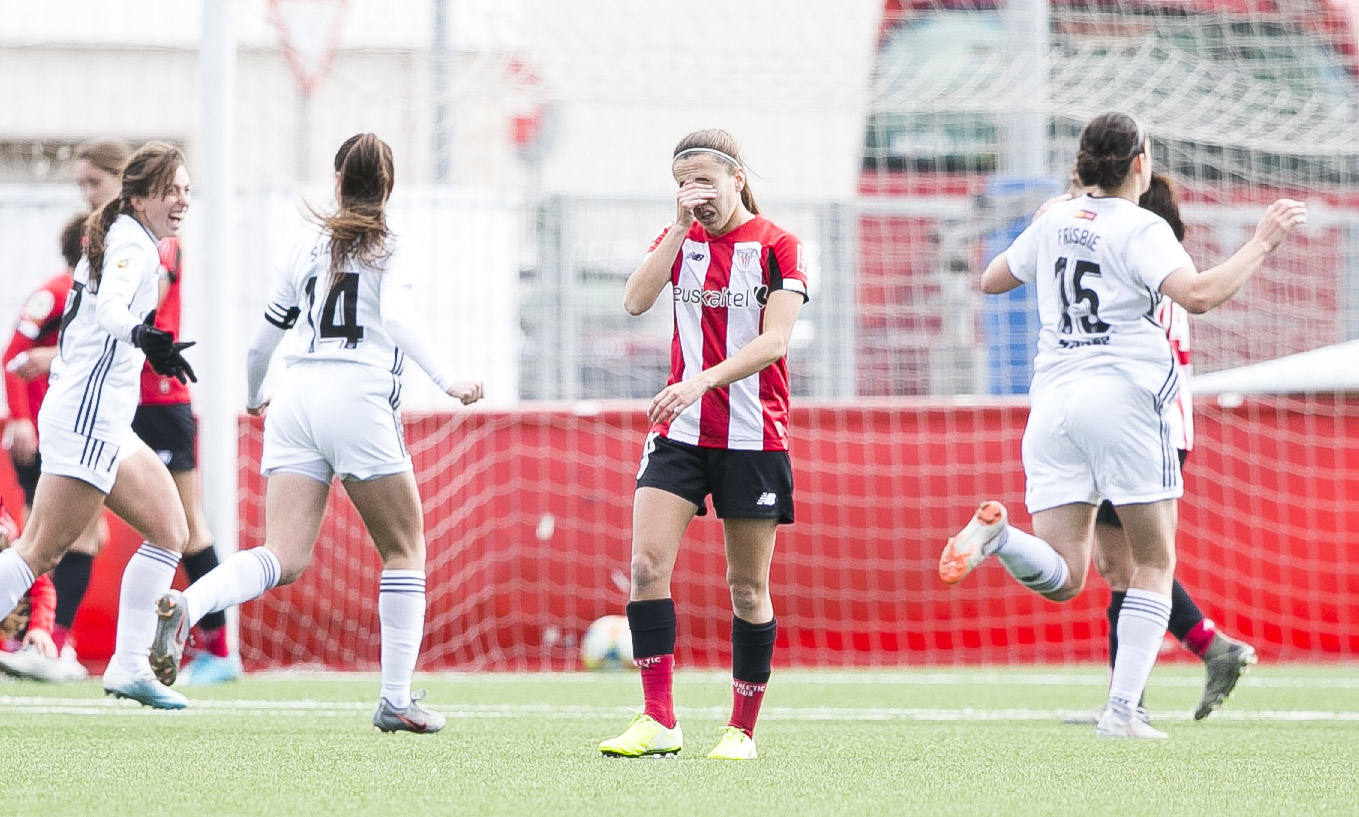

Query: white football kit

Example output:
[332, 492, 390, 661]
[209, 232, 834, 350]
[249, 229, 457, 483]
[39, 215, 162, 493]
[1005, 195, 1196, 512]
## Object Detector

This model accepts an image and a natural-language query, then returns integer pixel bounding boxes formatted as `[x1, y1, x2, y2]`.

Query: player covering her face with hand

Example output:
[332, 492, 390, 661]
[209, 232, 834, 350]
[599, 129, 809, 761]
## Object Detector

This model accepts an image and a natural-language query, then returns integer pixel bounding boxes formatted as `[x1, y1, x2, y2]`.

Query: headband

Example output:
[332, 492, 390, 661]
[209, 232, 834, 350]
[673, 147, 741, 168]
[1126, 119, 1147, 159]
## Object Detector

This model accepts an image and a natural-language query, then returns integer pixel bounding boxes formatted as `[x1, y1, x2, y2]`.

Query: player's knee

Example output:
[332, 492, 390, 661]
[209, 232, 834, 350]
[1044, 574, 1085, 602]
[15, 539, 62, 577]
[159, 516, 191, 554]
[1094, 552, 1131, 588]
[275, 556, 312, 587]
[629, 549, 671, 593]
[726, 576, 767, 618]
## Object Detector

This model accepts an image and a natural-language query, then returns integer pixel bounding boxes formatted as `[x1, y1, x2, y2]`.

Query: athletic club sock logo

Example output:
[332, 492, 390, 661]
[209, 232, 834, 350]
[635, 655, 670, 669]
[732, 680, 767, 697]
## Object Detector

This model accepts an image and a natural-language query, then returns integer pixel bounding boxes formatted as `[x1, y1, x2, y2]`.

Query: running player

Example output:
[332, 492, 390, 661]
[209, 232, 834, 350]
[149, 133, 483, 733]
[39, 140, 242, 685]
[0, 212, 92, 681]
[938, 112, 1304, 738]
[0, 140, 199, 709]
[1033, 171, 1258, 723]
[598, 129, 809, 760]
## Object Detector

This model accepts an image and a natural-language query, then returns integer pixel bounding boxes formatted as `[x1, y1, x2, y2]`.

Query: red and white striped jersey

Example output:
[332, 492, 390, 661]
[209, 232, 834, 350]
[648, 216, 809, 451]
[1156, 297, 1193, 451]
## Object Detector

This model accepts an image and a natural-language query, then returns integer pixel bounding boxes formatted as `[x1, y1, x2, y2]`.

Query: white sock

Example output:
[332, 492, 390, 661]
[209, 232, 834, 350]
[993, 526, 1070, 595]
[1108, 588, 1172, 708]
[379, 570, 426, 709]
[112, 543, 180, 673]
[183, 547, 281, 626]
[0, 548, 36, 623]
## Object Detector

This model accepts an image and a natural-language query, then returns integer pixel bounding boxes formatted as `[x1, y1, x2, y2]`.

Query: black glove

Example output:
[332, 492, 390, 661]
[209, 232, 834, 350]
[130, 310, 198, 384]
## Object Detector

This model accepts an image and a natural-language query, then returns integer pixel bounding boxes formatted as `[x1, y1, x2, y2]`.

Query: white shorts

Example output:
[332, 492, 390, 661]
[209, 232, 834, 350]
[37, 412, 141, 495]
[1022, 374, 1182, 513]
[260, 362, 412, 484]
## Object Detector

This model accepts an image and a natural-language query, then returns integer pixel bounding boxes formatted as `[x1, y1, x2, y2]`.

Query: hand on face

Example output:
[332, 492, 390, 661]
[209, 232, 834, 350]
[676, 181, 717, 229]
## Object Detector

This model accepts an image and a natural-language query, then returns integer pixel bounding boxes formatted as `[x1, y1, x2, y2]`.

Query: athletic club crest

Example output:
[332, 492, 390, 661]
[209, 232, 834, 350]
[735, 247, 759, 267]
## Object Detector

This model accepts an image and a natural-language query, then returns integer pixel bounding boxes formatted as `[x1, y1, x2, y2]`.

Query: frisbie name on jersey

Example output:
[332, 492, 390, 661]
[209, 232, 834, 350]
[1057, 226, 1100, 252]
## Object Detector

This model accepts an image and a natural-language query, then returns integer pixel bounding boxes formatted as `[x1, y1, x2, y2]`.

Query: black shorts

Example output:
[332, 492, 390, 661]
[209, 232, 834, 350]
[635, 433, 795, 524]
[132, 403, 198, 472]
[10, 453, 40, 506]
[1096, 448, 1189, 527]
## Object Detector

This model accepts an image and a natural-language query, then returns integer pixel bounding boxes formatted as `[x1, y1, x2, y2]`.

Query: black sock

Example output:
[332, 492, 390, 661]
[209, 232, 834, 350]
[182, 546, 227, 631]
[1105, 591, 1125, 673]
[731, 617, 777, 684]
[626, 599, 676, 659]
[1166, 579, 1205, 642]
[52, 551, 95, 630]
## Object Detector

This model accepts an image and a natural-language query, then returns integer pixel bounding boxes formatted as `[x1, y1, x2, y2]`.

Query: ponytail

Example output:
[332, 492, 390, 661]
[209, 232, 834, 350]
[310, 133, 395, 287]
[84, 199, 124, 287]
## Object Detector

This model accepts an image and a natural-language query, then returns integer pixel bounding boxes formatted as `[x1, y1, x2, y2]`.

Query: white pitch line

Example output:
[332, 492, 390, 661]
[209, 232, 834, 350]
[253, 669, 1359, 690]
[0, 697, 1356, 723]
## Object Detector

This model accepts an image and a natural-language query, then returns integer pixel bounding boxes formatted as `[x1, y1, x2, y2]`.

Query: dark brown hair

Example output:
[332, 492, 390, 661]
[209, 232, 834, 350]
[74, 139, 131, 177]
[311, 133, 395, 284]
[61, 210, 89, 269]
[1075, 112, 1145, 191]
[85, 141, 185, 289]
[1138, 173, 1185, 243]
[672, 129, 759, 215]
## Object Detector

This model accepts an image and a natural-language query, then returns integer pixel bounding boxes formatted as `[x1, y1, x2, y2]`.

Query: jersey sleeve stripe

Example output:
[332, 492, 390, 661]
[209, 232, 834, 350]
[263, 305, 301, 329]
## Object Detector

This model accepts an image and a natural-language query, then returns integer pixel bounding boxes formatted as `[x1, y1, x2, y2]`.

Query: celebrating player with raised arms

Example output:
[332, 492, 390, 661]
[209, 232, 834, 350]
[598, 129, 809, 760]
[0, 141, 198, 708]
[150, 133, 482, 733]
[938, 112, 1304, 738]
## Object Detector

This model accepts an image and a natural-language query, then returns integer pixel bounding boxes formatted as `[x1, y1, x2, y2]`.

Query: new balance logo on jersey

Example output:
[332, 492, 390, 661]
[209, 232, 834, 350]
[756, 492, 777, 506]
[686, 251, 706, 261]
[673, 285, 770, 309]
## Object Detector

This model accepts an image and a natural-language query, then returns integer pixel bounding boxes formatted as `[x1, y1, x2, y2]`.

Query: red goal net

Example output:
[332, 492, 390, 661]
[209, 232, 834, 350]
[236, 396, 1359, 670]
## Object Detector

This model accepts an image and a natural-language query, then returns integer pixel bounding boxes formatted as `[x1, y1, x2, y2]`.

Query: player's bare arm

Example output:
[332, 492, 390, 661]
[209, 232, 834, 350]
[980, 252, 1024, 294]
[647, 289, 802, 424]
[623, 182, 716, 316]
[1160, 198, 1306, 313]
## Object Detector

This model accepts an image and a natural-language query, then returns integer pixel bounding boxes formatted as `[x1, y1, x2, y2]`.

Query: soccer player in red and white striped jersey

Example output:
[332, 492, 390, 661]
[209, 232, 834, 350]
[599, 129, 808, 761]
